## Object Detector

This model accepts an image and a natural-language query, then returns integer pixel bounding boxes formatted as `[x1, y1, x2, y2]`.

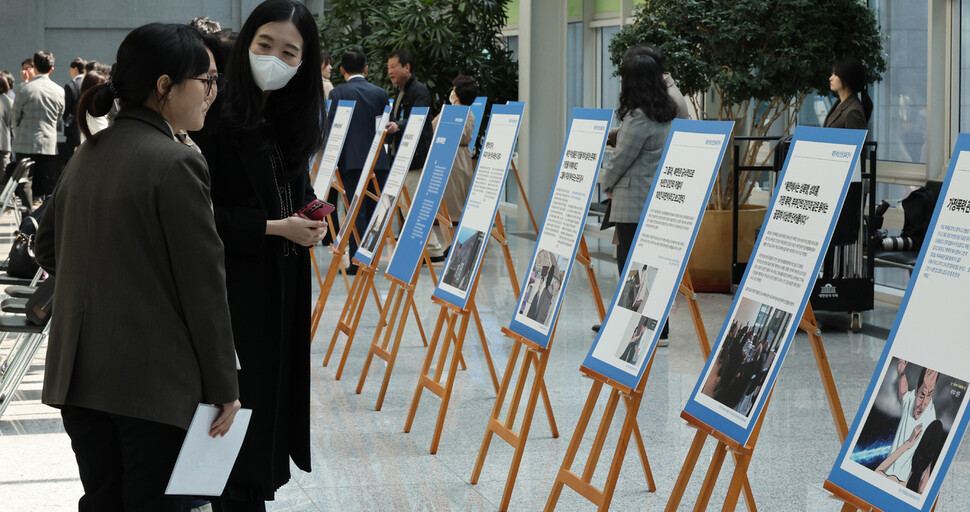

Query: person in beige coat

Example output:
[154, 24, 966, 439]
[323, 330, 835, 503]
[35, 23, 240, 511]
[431, 75, 478, 259]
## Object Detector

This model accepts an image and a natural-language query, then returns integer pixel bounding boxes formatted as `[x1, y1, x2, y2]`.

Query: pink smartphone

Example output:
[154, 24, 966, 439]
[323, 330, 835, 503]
[297, 200, 336, 221]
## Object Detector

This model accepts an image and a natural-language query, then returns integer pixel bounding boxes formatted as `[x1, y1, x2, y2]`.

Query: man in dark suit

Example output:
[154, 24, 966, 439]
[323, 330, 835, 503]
[328, 49, 391, 266]
[62, 57, 86, 152]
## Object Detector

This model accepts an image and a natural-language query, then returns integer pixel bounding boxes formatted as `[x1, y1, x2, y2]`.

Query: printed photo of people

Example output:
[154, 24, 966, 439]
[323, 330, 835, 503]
[701, 297, 793, 417]
[517, 249, 568, 328]
[616, 263, 657, 314]
[614, 315, 658, 365]
[360, 194, 396, 255]
[848, 358, 967, 495]
[441, 227, 486, 292]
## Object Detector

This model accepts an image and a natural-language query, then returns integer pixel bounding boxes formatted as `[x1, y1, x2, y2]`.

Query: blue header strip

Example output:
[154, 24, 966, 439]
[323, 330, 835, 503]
[470, 96, 488, 142]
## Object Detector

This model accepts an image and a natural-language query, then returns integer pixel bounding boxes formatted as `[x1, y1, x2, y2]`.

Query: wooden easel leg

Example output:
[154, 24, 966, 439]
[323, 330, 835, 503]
[695, 442, 729, 512]
[470, 301, 500, 392]
[310, 247, 325, 292]
[430, 310, 471, 454]
[801, 305, 849, 442]
[536, 362, 559, 438]
[323, 266, 367, 366]
[665, 429, 708, 512]
[404, 307, 449, 433]
[471, 341, 523, 484]
[333, 270, 376, 380]
[311, 255, 343, 341]
[730, 452, 758, 512]
[631, 424, 657, 492]
[722, 451, 754, 512]
[493, 214, 522, 297]
[510, 160, 539, 234]
[600, 393, 649, 509]
[375, 288, 417, 411]
[545, 380, 603, 511]
[409, 286, 430, 347]
[581, 388, 621, 482]
[356, 283, 404, 396]
[499, 349, 550, 511]
[578, 236, 607, 321]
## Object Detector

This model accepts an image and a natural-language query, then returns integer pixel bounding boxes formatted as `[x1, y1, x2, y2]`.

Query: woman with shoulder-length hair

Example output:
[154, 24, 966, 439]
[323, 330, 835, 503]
[191, 0, 328, 509]
[825, 56, 873, 130]
[35, 23, 240, 511]
[598, 53, 677, 341]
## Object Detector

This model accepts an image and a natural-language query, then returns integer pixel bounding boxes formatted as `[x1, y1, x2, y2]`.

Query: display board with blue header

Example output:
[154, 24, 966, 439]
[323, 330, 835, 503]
[352, 107, 429, 266]
[385, 105, 471, 283]
[824, 133, 970, 512]
[312, 100, 355, 198]
[469, 96, 487, 141]
[506, 108, 612, 348]
[432, 103, 524, 309]
[334, 106, 391, 249]
[682, 126, 866, 446]
[581, 119, 734, 391]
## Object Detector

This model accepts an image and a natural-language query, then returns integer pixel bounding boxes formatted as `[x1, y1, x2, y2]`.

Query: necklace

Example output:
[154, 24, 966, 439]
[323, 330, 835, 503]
[269, 143, 297, 256]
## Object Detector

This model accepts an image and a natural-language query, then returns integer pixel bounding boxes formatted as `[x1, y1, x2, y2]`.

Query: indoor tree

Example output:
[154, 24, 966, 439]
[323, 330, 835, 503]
[610, 0, 885, 209]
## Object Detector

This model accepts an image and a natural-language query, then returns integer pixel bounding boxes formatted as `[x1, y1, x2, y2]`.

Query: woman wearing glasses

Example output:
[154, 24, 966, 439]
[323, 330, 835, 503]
[35, 23, 240, 511]
[192, 1, 327, 509]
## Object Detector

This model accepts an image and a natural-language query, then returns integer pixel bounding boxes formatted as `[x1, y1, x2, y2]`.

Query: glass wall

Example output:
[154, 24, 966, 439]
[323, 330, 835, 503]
[869, 0, 928, 164]
[566, 22, 584, 113]
[598, 25, 621, 115]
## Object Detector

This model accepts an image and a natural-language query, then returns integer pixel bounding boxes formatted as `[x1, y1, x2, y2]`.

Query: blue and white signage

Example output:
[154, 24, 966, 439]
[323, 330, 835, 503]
[385, 105, 471, 283]
[825, 134, 970, 512]
[312, 100, 355, 198]
[582, 120, 734, 390]
[433, 103, 524, 308]
[470, 96, 487, 142]
[353, 107, 429, 265]
[682, 126, 866, 446]
[507, 108, 612, 348]
[334, 106, 391, 248]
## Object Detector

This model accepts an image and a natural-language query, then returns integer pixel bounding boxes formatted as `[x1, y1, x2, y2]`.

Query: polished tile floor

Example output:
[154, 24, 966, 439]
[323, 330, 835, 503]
[1, 220, 968, 511]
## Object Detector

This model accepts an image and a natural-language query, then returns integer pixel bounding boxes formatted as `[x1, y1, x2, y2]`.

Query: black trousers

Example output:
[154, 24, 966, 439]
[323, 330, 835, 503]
[21, 153, 57, 197]
[60, 405, 190, 512]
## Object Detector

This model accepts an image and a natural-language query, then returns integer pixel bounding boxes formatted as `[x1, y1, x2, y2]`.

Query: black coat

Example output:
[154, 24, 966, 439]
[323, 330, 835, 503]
[388, 75, 433, 170]
[194, 120, 314, 501]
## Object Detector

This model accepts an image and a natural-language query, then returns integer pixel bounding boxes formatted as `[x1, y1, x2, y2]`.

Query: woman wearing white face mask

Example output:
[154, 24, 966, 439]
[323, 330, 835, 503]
[190, 1, 326, 510]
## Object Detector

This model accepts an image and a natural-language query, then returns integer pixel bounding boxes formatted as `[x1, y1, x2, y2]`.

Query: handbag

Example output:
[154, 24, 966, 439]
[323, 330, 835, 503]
[7, 220, 38, 278]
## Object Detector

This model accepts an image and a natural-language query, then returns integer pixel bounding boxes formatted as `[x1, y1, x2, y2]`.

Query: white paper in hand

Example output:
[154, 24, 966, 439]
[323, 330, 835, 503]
[165, 404, 252, 496]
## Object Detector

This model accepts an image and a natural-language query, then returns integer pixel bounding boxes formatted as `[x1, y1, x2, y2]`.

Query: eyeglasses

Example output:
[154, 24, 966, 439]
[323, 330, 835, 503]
[184, 73, 226, 96]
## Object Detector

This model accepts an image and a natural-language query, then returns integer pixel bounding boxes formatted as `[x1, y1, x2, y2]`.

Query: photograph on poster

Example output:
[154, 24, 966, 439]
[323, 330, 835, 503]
[616, 263, 657, 314]
[441, 227, 486, 292]
[517, 249, 569, 328]
[701, 297, 793, 417]
[613, 315, 657, 365]
[847, 358, 967, 495]
[360, 194, 396, 255]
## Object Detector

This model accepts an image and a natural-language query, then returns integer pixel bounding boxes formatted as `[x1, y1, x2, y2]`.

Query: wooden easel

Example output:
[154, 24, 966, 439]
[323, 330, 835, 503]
[309, 169, 387, 341]
[398, 211, 526, 451]
[355, 202, 467, 409]
[665, 303, 849, 512]
[545, 270, 712, 511]
[309, 172, 354, 299]
[322, 188, 434, 380]
[469, 233, 608, 511]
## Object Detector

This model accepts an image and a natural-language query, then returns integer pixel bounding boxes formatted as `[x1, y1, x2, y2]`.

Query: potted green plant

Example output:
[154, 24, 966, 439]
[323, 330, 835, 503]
[610, 0, 884, 291]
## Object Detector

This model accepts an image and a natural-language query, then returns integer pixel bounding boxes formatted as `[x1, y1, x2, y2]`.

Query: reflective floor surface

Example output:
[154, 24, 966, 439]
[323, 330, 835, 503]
[1, 221, 967, 511]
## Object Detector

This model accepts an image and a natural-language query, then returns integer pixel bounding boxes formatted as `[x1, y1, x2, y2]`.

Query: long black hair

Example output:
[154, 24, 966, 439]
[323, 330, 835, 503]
[77, 23, 209, 143]
[833, 57, 873, 123]
[617, 54, 677, 124]
[906, 419, 944, 492]
[222, 0, 325, 177]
